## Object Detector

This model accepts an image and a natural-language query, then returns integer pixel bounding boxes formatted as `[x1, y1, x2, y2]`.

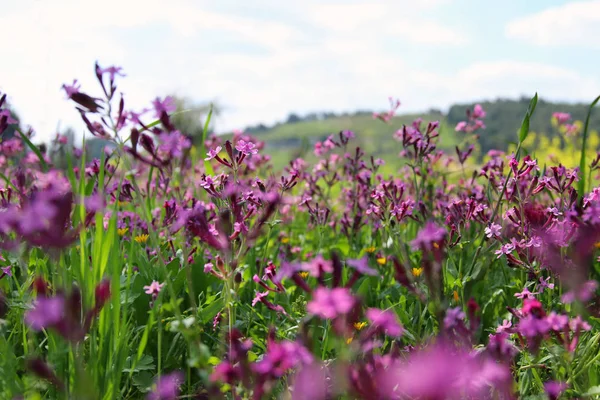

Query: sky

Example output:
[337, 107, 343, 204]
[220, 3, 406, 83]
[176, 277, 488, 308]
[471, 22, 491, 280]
[1, 0, 600, 143]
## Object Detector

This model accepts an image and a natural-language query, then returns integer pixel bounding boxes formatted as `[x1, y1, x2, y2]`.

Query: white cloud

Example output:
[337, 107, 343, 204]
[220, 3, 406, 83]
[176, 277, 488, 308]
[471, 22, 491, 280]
[505, 0, 600, 47]
[410, 61, 600, 107]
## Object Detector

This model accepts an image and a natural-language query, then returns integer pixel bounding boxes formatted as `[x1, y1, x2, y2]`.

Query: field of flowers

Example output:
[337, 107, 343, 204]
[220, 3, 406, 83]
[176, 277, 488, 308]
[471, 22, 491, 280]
[1, 64, 600, 399]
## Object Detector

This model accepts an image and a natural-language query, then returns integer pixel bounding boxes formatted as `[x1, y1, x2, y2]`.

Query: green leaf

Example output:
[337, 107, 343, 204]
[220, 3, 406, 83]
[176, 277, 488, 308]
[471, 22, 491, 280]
[578, 94, 600, 201]
[518, 93, 538, 143]
[201, 104, 214, 175]
[16, 129, 49, 172]
[583, 386, 600, 397]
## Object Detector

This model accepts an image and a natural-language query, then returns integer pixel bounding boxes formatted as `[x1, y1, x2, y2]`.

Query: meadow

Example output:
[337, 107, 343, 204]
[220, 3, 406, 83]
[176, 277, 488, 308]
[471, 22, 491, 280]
[1, 64, 600, 399]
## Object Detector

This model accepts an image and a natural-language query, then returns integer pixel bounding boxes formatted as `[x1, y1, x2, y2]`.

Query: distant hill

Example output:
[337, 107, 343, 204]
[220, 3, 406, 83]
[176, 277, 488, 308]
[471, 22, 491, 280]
[241, 98, 600, 170]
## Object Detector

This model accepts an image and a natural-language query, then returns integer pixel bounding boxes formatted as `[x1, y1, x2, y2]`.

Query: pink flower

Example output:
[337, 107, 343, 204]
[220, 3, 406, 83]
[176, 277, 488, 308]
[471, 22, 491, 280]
[152, 96, 177, 117]
[144, 281, 165, 296]
[307, 287, 356, 319]
[205, 146, 222, 161]
[366, 308, 404, 337]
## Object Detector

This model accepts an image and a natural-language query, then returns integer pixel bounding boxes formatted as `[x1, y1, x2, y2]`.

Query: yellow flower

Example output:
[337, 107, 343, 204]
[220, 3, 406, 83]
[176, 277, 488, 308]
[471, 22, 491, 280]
[117, 228, 129, 236]
[354, 322, 367, 331]
[134, 234, 149, 244]
[594, 242, 600, 249]
[298, 271, 309, 279]
[117, 200, 129, 207]
[281, 237, 290, 244]
[346, 337, 353, 345]
[453, 290, 459, 302]
[412, 267, 423, 277]
[433, 242, 440, 249]
[376, 257, 386, 265]
[365, 246, 377, 253]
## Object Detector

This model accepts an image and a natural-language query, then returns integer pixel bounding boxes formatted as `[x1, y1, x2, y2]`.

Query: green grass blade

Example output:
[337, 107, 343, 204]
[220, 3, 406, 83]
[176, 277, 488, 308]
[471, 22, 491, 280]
[16, 129, 49, 172]
[518, 93, 538, 143]
[201, 104, 214, 175]
[578, 95, 600, 201]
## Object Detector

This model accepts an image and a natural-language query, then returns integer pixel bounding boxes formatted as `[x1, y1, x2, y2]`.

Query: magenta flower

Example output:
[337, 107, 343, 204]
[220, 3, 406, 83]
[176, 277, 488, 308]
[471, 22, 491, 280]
[561, 280, 598, 303]
[152, 96, 177, 117]
[144, 281, 165, 296]
[517, 315, 550, 338]
[552, 112, 571, 125]
[443, 307, 466, 329]
[346, 257, 378, 276]
[307, 287, 356, 319]
[411, 221, 446, 250]
[25, 296, 66, 330]
[366, 308, 404, 337]
[97, 65, 126, 81]
[62, 80, 81, 98]
[147, 371, 183, 400]
[544, 381, 568, 400]
[484, 223, 501, 238]
[235, 139, 258, 156]
[205, 146, 222, 161]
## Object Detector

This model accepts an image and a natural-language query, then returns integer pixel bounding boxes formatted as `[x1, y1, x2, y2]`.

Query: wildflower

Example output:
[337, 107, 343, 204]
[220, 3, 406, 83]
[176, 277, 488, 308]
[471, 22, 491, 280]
[495, 319, 512, 333]
[453, 290, 459, 302]
[25, 296, 65, 330]
[365, 246, 376, 253]
[562, 280, 598, 303]
[147, 371, 183, 400]
[411, 221, 446, 251]
[1, 265, 12, 278]
[134, 234, 149, 244]
[307, 287, 356, 319]
[203, 263, 213, 273]
[412, 267, 423, 277]
[484, 223, 501, 238]
[544, 381, 568, 400]
[205, 146, 222, 161]
[378, 343, 511, 399]
[144, 281, 165, 296]
[443, 307, 465, 330]
[546, 312, 569, 331]
[346, 257, 378, 276]
[354, 322, 367, 331]
[514, 287, 537, 300]
[235, 139, 258, 156]
[117, 228, 128, 236]
[298, 272, 309, 279]
[376, 257, 386, 265]
[152, 96, 176, 117]
[366, 308, 404, 337]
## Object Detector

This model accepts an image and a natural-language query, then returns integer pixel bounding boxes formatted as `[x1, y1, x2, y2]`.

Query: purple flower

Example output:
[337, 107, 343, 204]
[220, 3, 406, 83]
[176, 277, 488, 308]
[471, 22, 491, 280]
[346, 257, 378, 276]
[97, 65, 126, 81]
[159, 131, 191, 158]
[484, 223, 501, 238]
[307, 287, 356, 319]
[561, 280, 598, 304]
[253, 340, 313, 378]
[147, 371, 183, 400]
[1, 265, 12, 277]
[25, 296, 65, 330]
[378, 343, 511, 399]
[152, 96, 177, 117]
[544, 381, 568, 400]
[366, 308, 404, 337]
[235, 139, 258, 156]
[62, 80, 81, 98]
[411, 221, 446, 250]
[517, 315, 550, 338]
[205, 146, 222, 161]
[144, 281, 165, 296]
[443, 307, 465, 329]
[546, 312, 569, 331]
[514, 287, 537, 299]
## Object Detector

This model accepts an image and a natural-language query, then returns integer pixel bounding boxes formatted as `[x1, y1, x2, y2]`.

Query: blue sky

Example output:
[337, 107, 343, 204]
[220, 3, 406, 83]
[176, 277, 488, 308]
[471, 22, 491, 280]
[1, 0, 599, 142]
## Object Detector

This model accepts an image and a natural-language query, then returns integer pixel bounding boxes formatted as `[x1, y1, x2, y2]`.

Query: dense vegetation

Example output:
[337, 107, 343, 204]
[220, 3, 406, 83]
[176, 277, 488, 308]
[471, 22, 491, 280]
[1, 64, 600, 399]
